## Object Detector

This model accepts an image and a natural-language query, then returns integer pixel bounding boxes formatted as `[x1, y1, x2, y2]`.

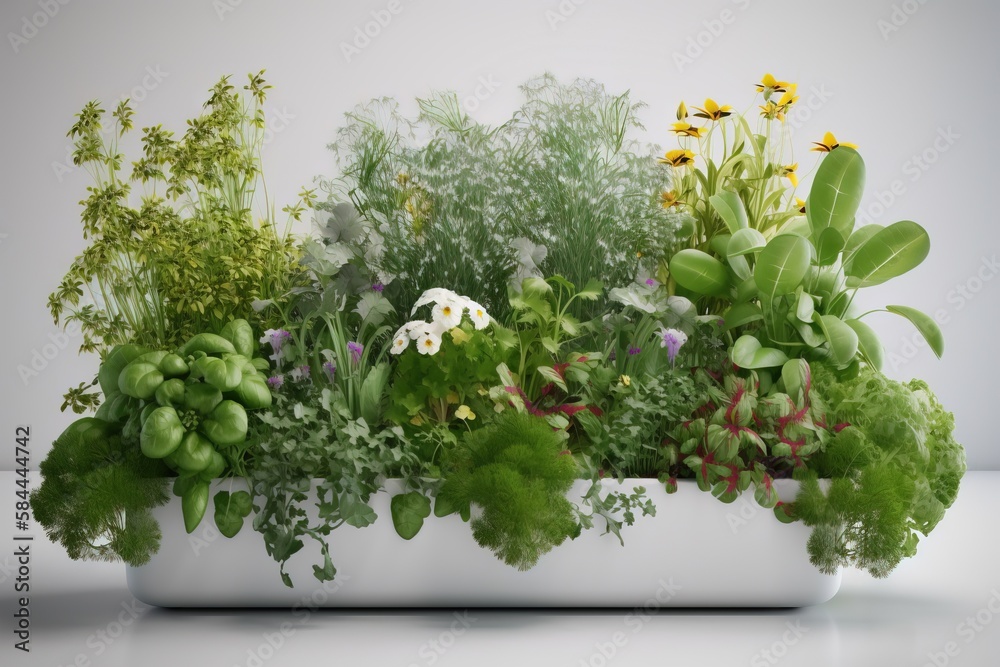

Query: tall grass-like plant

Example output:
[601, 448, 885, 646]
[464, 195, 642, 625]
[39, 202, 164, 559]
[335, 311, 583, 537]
[320, 75, 687, 322]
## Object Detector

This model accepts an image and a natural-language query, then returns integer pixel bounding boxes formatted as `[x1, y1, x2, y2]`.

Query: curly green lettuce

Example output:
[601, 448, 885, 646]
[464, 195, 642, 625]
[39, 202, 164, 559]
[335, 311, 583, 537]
[791, 365, 967, 577]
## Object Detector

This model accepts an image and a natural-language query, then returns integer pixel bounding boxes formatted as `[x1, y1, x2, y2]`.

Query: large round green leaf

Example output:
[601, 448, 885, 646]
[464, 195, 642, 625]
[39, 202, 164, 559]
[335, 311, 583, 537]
[754, 235, 812, 300]
[842, 224, 883, 269]
[845, 319, 885, 371]
[807, 146, 865, 241]
[730, 335, 788, 369]
[728, 228, 768, 259]
[886, 305, 944, 358]
[813, 314, 859, 367]
[845, 220, 930, 288]
[669, 249, 730, 296]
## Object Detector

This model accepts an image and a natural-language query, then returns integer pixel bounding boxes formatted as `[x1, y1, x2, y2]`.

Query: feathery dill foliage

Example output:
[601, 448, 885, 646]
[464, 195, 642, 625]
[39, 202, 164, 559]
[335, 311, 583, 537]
[321, 75, 685, 321]
[793, 365, 967, 578]
[437, 411, 579, 570]
[48, 72, 310, 364]
[31, 420, 170, 566]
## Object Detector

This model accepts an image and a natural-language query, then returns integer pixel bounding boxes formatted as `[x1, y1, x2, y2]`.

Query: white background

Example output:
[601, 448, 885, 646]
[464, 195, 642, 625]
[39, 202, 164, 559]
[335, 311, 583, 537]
[1, 0, 997, 469]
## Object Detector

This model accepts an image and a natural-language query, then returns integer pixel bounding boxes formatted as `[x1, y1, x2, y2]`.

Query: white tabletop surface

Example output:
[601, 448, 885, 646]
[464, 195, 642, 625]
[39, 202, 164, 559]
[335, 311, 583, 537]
[3, 471, 999, 667]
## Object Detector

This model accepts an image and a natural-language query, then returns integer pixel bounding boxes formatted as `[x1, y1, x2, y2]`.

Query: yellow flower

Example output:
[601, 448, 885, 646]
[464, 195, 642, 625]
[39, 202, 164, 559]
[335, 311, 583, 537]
[811, 132, 858, 152]
[676, 101, 688, 120]
[446, 391, 460, 405]
[658, 149, 696, 168]
[670, 122, 706, 138]
[776, 85, 799, 108]
[796, 198, 806, 214]
[449, 327, 470, 345]
[782, 164, 799, 187]
[455, 405, 476, 421]
[396, 172, 410, 186]
[692, 99, 733, 121]
[619, 374, 631, 387]
[755, 73, 791, 95]
[660, 190, 682, 208]
[759, 101, 784, 122]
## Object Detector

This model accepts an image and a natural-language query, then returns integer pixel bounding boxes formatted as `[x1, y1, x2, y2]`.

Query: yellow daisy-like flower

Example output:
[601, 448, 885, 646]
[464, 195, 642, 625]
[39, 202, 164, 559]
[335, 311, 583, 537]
[811, 132, 858, 152]
[796, 198, 807, 214]
[619, 374, 631, 387]
[670, 122, 706, 138]
[676, 101, 688, 120]
[692, 98, 733, 121]
[455, 405, 476, 421]
[776, 85, 799, 108]
[658, 149, 696, 168]
[782, 164, 799, 187]
[755, 73, 791, 95]
[759, 101, 784, 122]
[660, 190, 682, 208]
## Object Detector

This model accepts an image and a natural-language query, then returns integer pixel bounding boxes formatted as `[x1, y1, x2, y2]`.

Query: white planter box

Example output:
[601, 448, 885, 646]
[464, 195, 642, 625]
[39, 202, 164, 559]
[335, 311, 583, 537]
[126, 478, 840, 608]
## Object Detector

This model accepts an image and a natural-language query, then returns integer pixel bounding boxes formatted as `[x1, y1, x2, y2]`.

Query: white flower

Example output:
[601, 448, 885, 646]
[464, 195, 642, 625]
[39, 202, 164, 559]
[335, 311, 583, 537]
[412, 288, 461, 314]
[432, 299, 464, 329]
[466, 301, 490, 330]
[390, 334, 409, 355]
[416, 331, 442, 355]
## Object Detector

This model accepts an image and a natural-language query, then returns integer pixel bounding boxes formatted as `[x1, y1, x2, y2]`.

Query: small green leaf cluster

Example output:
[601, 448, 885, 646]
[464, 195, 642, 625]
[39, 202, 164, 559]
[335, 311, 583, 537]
[31, 418, 170, 566]
[791, 364, 967, 577]
[250, 385, 424, 587]
[435, 411, 579, 570]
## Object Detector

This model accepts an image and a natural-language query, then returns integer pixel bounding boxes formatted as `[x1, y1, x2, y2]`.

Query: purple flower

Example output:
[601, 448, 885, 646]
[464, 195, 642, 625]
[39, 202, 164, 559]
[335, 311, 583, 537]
[372, 282, 385, 293]
[347, 341, 363, 364]
[645, 278, 658, 287]
[290, 365, 311, 383]
[628, 346, 641, 356]
[266, 375, 284, 388]
[323, 361, 337, 381]
[260, 329, 293, 365]
[658, 327, 688, 366]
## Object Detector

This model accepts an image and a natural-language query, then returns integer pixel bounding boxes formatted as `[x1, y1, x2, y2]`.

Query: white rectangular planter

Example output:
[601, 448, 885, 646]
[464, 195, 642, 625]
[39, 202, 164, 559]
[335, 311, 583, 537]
[126, 478, 840, 608]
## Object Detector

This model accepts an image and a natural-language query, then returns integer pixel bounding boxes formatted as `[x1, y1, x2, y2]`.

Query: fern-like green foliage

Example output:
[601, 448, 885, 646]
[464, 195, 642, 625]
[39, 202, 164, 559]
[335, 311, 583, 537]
[792, 365, 967, 577]
[31, 419, 170, 566]
[437, 411, 579, 570]
[322, 74, 685, 322]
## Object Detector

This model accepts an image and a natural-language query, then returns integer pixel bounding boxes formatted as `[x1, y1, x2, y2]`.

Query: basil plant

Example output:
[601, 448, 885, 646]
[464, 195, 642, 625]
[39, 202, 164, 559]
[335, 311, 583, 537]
[97, 319, 271, 533]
